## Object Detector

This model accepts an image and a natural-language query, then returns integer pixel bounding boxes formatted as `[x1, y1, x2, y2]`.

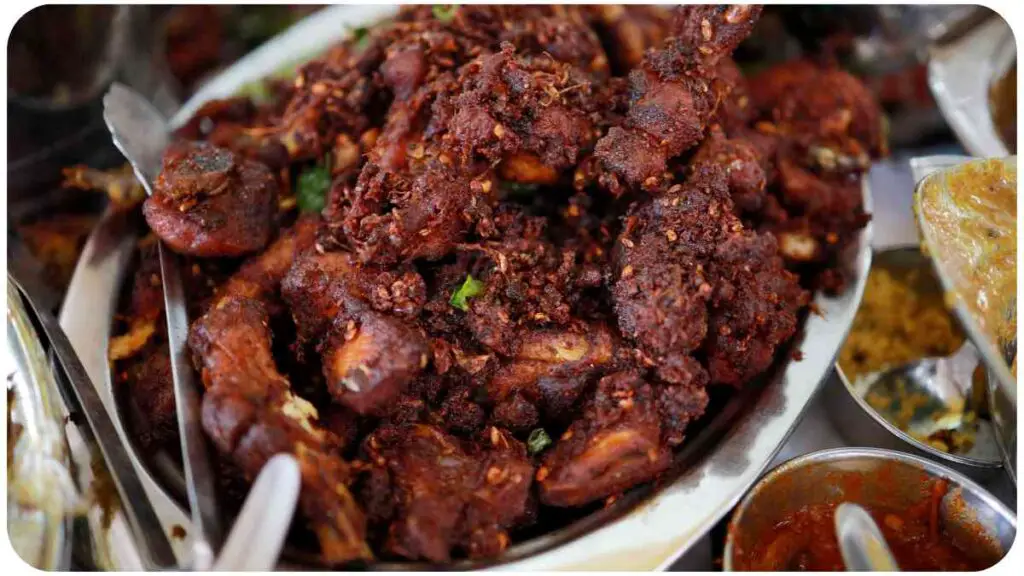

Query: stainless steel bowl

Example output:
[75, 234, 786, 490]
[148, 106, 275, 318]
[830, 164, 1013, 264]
[913, 156, 1017, 482]
[822, 246, 1004, 480]
[723, 447, 1016, 571]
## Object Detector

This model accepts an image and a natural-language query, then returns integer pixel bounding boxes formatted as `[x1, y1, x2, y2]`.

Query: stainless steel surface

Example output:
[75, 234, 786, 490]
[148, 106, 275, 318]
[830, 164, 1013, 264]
[912, 155, 1017, 482]
[6, 281, 75, 570]
[8, 277, 177, 569]
[723, 447, 1017, 571]
[824, 247, 1003, 479]
[834, 502, 900, 571]
[59, 5, 874, 570]
[102, 82, 223, 569]
[927, 14, 1015, 157]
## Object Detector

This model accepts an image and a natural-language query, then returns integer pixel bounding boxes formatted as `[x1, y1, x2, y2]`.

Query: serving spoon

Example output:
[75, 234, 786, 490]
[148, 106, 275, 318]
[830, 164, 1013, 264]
[102, 82, 300, 570]
[835, 502, 900, 571]
[852, 341, 984, 438]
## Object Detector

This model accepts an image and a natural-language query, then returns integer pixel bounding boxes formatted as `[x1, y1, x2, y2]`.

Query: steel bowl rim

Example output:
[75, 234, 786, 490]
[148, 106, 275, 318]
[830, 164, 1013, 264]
[722, 446, 1017, 570]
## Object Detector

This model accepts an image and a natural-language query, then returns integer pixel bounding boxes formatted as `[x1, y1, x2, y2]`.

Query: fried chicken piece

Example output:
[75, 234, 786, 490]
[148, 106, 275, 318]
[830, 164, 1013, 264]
[360, 423, 533, 562]
[487, 323, 618, 423]
[335, 42, 604, 265]
[538, 371, 670, 507]
[593, 5, 763, 195]
[690, 126, 767, 214]
[771, 66, 886, 164]
[708, 56, 754, 136]
[143, 141, 278, 257]
[272, 36, 387, 162]
[462, 426, 536, 558]
[743, 60, 881, 291]
[122, 349, 177, 451]
[704, 231, 808, 386]
[613, 163, 807, 386]
[747, 59, 821, 116]
[281, 251, 428, 414]
[188, 222, 372, 564]
[612, 165, 733, 381]
[766, 156, 870, 292]
[446, 46, 600, 178]
[654, 366, 710, 447]
[459, 214, 589, 352]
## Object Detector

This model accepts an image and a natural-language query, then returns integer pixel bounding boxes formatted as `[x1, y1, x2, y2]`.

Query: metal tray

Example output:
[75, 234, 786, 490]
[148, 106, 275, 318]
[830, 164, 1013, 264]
[56, 5, 874, 570]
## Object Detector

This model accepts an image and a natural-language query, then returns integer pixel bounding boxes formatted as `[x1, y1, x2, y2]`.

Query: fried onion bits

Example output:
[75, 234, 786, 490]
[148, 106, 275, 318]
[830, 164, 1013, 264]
[143, 141, 278, 257]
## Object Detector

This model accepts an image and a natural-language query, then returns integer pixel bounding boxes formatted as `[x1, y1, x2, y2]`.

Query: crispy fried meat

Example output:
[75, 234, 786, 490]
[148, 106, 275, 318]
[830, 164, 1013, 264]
[144, 141, 278, 257]
[593, 5, 763, 195]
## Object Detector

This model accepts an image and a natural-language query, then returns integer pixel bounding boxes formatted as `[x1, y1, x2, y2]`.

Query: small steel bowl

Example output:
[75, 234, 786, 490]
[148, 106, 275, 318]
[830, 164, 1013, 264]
[723, 447, 1016, 571]
[821, 246, 1004, 480]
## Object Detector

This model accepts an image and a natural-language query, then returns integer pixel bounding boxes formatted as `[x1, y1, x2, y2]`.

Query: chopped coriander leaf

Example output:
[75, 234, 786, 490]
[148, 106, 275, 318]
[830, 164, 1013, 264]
[433, 4, 458, 23]
[449, 274, 484, 311]
[296, 160, 331, 213]
[527, 428, 552, 455]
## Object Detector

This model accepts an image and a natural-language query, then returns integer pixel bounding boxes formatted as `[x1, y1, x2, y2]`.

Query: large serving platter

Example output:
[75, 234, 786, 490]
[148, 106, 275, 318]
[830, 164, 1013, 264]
[57, 5, 873, 570]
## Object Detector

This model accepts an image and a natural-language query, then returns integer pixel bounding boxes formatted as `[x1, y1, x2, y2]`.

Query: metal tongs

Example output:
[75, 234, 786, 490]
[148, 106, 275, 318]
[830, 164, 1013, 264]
[101, 83, 300, 570]
[8, 275, 178, 569]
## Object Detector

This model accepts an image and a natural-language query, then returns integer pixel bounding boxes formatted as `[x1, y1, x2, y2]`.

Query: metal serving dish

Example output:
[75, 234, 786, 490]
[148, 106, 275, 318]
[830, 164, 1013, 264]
[723, 447, 1017, 571]
[57, 5, 874, 570]
[823, 247, 1004, 481]
[927, 10, 1015, 157]
[912, 155, 1017, 483]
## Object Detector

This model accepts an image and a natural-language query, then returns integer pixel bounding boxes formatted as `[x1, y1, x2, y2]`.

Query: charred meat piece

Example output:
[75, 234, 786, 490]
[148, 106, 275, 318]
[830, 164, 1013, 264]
[143, 141, 278, 257]
[757, 63, 887, 164]
[190, 296, 371, 564]
[613, 164, 807, 386]
[593, 5, 763, 194]
[335, 43, 603, 265]
[538, 371, 669, 507]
